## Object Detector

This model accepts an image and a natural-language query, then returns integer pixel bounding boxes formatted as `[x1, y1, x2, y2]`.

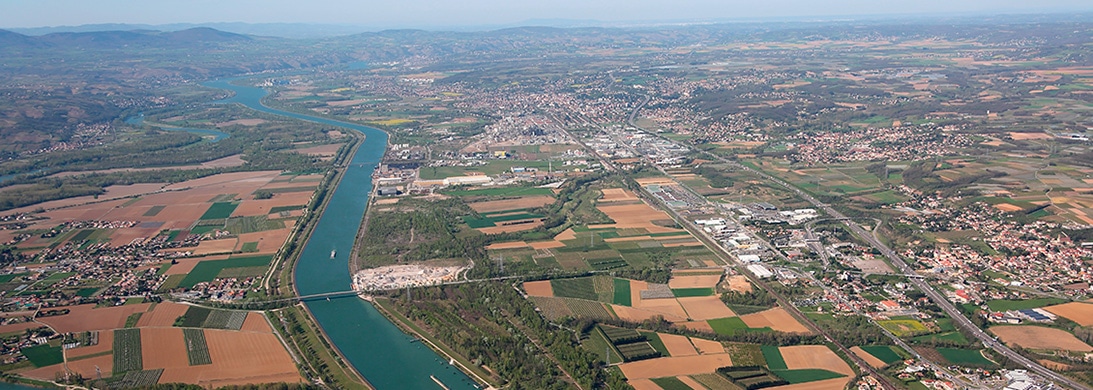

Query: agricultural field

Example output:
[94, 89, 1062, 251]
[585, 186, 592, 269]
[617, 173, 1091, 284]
[878, 319, 929, 337]
[177, 255, 273, 288]
[918, 347, 997, 367]
[113, 328, 144, 374]
[852, 345, 905, 368]
[20, 344, 64, 367]
[183, 329, 212, 365]
[984, 298, 1067, 312]
[1043, 302, 1093, 326]
[989, 326, 1093, 352]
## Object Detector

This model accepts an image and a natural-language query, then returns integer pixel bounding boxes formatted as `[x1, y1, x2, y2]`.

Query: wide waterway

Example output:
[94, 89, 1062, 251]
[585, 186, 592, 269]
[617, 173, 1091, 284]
[204, 78, 478, 390]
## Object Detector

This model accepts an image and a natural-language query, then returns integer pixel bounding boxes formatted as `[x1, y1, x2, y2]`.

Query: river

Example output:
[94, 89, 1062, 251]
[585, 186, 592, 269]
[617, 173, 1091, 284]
[203, 78, 478, 390]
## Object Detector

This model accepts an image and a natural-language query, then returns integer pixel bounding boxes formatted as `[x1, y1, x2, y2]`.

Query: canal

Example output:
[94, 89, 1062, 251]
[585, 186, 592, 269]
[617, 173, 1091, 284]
[204, 78, 478, 390]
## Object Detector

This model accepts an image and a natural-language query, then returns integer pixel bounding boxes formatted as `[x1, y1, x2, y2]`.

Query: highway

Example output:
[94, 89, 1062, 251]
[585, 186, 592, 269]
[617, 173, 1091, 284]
[615, 95, 900, 390]
[638, 130, 1089, 389]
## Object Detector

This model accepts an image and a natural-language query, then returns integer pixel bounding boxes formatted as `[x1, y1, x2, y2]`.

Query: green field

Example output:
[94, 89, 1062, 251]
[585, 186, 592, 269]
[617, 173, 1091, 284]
[936, 348, 995, 366]
[20, 344, 63, 367]
[178, 255, 273, 288]
[639, 332, 670, 356]
[672, 287, 714, 297]
[143, 205, 166, 217]
[224, 215, 286, 234]
[113, 328, 143, 374]
[76, 287, 100, 297]
[463, 212, 544, 228]
[550, 277, 598, 301]
[0, 273, 24, 284]
[773, 369, 845, 384]
[709, 317, 751, 335]
[613, 278, 631, 306]
[182, 329, 212, 365]
[178, 306, 212, 328]
[984, 298, 1066, 312]
[859, 345, 903, 364]
[762, 345, 788, 370]
[124, 313, 142, 328]
[199, 202, 239, 220]
[583, 327, 623, 364]
[239, 241, 259, 252]
[69, 229, 96, 242]
[651, 377, 692, 390]
[42, 272, 75, 282]
[441, 186, 555, 197]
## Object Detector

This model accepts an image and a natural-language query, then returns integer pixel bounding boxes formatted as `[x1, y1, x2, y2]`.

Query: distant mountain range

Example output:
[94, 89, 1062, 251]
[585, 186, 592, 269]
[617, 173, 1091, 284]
[0, 27, 250, 50]
[8, 12, 1093, 39]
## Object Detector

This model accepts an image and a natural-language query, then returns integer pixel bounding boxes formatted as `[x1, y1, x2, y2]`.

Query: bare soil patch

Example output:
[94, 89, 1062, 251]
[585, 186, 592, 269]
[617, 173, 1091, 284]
[235, 228, 291, 254]
[475, 221, 544, 234]
[142, 327, 190, 369]
[0, 322, 43, 334]
[780, 345, 854, 375]
[600, 188, 638, 202]
[216, 119, 266, 127]
[593, 203, 681, 234]
[240, 312, 272, 333]
[192, 239, 238, 256]
[486, 241, 529, 250]
[619, 355, 734, 380]
[850, 346, 888, 369]
[628, 379, 660, 390]
[1043, 302, 1093, 326]
[689, 337, 725, 355]
[727, 275, 753, 293]
[994, 203, 1024, 212]
[669, 274, 722, 289]
[739, 308, 810, 334]
[675, 321, 714, 334]
[137, 302, 191, 327]
[523, 280, 554, 297]
[989, 325, 1093, 351]
[678, 296, 737, 321]
[469, 196, 554, 213]
[66, 354, 113, 380]
[1009, 132, 1053, 140]
[529, 240, 566, 250]
[611, 304, 686, 323]
[659, 333, 698, 357]
[38, 303, 151, 333]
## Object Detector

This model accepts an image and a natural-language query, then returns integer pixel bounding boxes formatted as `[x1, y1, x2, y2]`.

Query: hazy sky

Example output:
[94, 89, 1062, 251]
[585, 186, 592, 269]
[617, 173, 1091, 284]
[2, 0, 1091, 29]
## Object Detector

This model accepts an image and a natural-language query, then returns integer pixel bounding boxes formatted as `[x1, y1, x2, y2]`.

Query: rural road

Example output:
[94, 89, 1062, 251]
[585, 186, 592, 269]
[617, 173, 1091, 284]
[620, 91, 1088, 389]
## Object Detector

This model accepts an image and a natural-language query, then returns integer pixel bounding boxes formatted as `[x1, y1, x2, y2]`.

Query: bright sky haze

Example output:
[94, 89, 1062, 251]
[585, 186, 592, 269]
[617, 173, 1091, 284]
[2, 0, 1091, 29]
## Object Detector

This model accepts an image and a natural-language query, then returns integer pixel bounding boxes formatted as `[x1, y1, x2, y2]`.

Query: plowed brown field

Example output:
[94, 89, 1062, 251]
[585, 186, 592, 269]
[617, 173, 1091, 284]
[678, 296, 736, 321]
[659, 333, 698, 357]
[39, 303, 151, 333]
[619, 355, 733, 380]
[137, 302, 190, 327]
[1044, 302, 1093, 326]
[66, 330, 113, 359]
[990, 325, 1093, 351]
[523, 280, 554, 297]
[142, 327, 189, 369]
[739, 307, 810, 334]
[850, 346, 888, 368]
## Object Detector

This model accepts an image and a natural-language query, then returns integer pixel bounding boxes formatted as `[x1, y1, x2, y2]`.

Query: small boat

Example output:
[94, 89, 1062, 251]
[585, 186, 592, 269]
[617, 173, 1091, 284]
[330, 249, 337, 259]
